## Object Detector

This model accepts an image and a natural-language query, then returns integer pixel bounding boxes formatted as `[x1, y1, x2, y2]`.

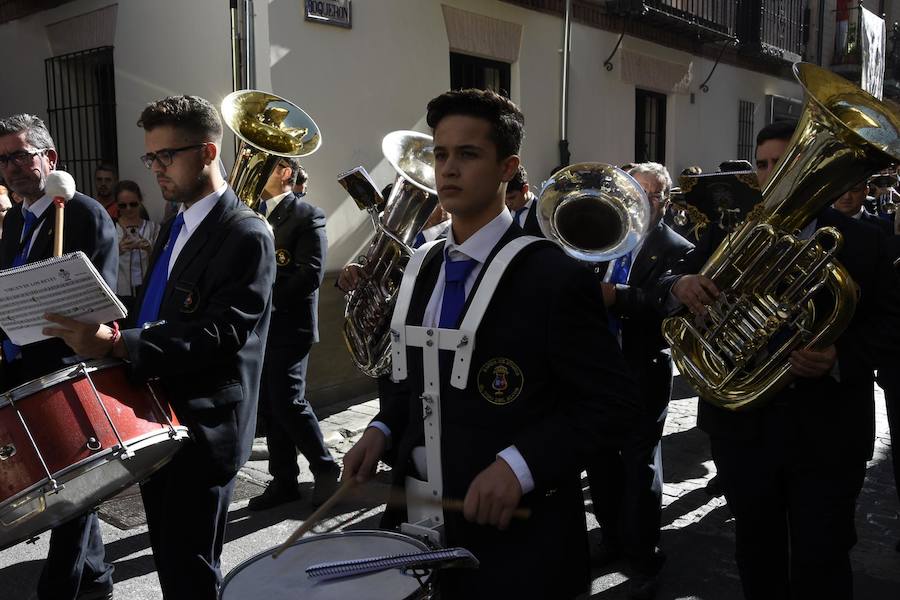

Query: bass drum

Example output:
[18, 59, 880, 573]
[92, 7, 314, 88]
[220, 530, 435, 600]
[0, 359, 189, 549]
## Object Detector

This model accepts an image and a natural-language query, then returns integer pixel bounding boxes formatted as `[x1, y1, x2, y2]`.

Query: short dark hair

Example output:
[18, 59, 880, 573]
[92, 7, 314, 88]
[718, 159, 754, 173]
[138, 95, 223, 141]
[426, 89, 524, 159]
[294, 164, 308, 187]
[95, 162, 117, 177]
[114, 180, 143, 202]
[507, 165, 529, 193]
[0, 113, 55, 150]
[756, 120, 797, 148]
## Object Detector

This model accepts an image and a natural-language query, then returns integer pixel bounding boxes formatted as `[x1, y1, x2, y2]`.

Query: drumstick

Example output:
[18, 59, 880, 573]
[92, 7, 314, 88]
[272, 478, 357, 559]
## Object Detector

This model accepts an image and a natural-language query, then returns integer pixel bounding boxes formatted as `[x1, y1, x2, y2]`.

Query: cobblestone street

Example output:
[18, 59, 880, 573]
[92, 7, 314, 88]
[1, 380, 898, 599]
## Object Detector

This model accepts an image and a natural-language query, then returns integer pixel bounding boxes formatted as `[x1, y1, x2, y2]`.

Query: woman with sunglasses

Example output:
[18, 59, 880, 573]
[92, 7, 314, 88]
[114, 180, 160, 314]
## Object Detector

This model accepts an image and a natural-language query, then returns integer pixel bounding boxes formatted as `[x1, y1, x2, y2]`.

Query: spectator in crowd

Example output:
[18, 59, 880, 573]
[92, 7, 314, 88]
[114, 180, 160, 315]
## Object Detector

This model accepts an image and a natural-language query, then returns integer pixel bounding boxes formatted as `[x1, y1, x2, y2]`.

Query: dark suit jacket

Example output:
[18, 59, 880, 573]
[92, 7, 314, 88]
[662, 209, 900, 462]
[266, 192, 326, 346]
[122, 189, 275, 482]
[601, 222, 693, 414]
[378, 223, 639, 599]
[0, 192, 117, 387]
[520, 197, 544, 237]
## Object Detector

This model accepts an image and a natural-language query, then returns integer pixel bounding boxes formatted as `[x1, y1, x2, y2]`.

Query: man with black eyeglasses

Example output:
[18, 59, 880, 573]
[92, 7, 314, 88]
[0, 113, 117, 600]
[44, 95, 274, 600]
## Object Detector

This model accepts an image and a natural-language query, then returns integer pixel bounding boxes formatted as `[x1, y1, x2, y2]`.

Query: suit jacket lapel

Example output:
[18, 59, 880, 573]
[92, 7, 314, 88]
[267, 193, 295, 229]
[164, 192, 232, 299]
[629, 223, 664, 285]
[458, 224, 523, 322]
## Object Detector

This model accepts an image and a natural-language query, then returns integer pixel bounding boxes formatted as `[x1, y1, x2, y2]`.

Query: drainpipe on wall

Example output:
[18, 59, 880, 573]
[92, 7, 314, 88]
[230, 0, 242, 91]
[245, 0, 256, 89]
[230, 0, 256, 91]
[817, 0, 825, 66]
[558, 0, 572, 170]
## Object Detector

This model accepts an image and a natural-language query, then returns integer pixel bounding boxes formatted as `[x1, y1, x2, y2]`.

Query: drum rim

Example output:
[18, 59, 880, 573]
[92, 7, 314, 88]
[0, 358, 124, 406]
[0, 425, 189, 513]
[220, 529, 435, 596]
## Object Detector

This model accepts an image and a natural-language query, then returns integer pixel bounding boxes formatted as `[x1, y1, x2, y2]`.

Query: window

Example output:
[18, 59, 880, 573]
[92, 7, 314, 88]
[737, 100, 756, 163]
[450, 52, 511, 96]
[44, 46, 118, 198]
[635, 89, 666, 163]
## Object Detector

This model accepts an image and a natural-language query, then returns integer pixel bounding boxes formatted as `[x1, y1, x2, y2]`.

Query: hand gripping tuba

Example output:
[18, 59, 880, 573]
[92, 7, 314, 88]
[536, 163, 651, 262]
[341, 131, 438, 377]
[662, 62, 900, 410]
[221, 90, 321, 209]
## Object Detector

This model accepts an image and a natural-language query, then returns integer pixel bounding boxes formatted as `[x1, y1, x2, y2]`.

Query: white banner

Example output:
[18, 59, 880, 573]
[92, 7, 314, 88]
[860, 6, 886, 99]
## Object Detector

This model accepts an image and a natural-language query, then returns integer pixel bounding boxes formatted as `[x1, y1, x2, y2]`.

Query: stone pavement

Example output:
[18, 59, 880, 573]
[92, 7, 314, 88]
[1, 382, 898, 599]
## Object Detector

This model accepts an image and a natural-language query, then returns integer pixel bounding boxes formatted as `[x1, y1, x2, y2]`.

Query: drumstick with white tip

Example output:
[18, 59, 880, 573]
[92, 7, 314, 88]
[45, 171, 76, 257]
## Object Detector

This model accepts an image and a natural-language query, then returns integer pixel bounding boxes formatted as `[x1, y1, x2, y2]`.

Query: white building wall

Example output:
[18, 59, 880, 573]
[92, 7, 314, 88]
[0, 0, 802, 269]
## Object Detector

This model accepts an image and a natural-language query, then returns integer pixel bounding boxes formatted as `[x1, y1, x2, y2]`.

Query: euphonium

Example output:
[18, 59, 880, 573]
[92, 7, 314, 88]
[221, 90, 321, 208]
[537, 162, 651, 262]
[342, 131, 438, 377]
[662, 62, 900, 410]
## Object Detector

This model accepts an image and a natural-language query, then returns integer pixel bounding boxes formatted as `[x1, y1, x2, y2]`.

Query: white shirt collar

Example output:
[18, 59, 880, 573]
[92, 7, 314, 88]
[22, 193, 53, 218]
[179, 183, 226, 233]
[265, 190, 291, 215]
[851, 207, 865, 220]
[524, 192, 536, 210]
[444, 208, 513, 264]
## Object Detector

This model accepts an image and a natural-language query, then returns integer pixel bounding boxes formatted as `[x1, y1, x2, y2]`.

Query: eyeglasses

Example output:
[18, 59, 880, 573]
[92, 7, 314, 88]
[140, 143, 207, 169]
[117, 201, 140, 209]
[0, 149, 46, 169]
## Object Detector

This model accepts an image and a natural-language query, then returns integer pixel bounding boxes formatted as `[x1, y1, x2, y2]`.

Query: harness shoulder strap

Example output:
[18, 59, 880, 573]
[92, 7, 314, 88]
[390, 239, 444, 381]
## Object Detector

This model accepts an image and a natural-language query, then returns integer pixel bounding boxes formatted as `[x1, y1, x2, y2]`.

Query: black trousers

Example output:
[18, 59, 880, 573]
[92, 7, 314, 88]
[710, 405, 867, 600]
[37, 512, 113, 600]
[588, 403, 667, 569]
[140, 445, 236, 600]
[258, 340, 334, 481]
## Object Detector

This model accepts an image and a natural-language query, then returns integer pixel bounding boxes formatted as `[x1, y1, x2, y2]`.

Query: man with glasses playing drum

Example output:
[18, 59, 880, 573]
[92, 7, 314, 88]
[0, 114, 117, 600]
[45, 95, 275, 600]
[343, 89, 639, 599]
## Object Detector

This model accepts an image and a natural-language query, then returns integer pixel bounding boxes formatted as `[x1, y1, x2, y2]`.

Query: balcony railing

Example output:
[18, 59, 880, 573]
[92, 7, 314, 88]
[605, 1, 737, 40]
[737, 0, 805, 62]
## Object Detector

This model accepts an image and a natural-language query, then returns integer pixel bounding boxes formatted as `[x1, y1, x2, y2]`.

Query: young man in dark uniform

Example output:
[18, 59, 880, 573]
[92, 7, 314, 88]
[46, 95, 275, 600]
[663, 120, 900, 599]
[247, 157, 340, 510]
[343, 89, 639, 600]
[0, 113, 117, 600]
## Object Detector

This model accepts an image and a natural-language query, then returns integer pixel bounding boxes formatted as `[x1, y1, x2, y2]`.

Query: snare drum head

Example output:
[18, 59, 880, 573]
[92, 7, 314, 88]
[221, 531, 431, 600]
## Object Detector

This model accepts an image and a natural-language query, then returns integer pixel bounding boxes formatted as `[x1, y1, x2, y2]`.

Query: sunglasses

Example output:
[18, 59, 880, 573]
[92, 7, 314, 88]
[117, 201, 140, 209]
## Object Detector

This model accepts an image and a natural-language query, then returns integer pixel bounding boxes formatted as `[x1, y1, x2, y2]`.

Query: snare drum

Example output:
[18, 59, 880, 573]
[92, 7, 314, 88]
[0, 358, 189, 549]
[220, 530, 435, 600]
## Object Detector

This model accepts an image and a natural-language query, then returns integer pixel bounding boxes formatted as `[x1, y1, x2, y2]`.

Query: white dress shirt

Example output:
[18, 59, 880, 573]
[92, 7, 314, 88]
[370, 207, 536, 494]
[167, 183, 226, 276]
[260, 190, 290, 218]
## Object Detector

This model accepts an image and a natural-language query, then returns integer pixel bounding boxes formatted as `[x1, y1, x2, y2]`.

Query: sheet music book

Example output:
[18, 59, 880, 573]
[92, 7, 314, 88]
[0, 251, 126, 346]
[337, 165, 384, 211]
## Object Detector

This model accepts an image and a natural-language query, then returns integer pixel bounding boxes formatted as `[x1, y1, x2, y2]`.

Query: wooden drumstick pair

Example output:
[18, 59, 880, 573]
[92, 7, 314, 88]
[272, 478, 532, 559]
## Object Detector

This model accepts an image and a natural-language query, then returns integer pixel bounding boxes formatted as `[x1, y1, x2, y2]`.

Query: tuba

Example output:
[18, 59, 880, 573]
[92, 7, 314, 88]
[662, 62, 900, 411]
[537, 162, 652, 262]
[221, 90, 321, 208]
[341, 131, 438, 377]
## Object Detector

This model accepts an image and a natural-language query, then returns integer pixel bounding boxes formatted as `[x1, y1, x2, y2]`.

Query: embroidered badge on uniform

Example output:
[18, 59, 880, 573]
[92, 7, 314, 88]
[275, 248, 291, 266]
[477, 357, 524, 406]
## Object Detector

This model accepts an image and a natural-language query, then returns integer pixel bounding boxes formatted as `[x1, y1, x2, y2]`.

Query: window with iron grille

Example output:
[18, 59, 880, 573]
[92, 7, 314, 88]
[635, 89, 666, 163]
[44, 46, 118, 198]
[450, 52, 511, 97]
[738, 100, 756, 163]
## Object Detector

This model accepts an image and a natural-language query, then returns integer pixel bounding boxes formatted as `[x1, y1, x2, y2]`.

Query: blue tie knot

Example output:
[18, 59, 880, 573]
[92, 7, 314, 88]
[444, 256, 477, 283]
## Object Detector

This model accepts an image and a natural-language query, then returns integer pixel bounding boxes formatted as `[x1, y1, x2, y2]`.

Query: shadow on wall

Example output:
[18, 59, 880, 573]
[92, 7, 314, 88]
[307, 271, 377, 409]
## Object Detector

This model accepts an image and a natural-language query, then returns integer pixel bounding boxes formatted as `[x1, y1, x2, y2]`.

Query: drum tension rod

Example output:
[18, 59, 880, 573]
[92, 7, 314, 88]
[79, 363, 134, 459]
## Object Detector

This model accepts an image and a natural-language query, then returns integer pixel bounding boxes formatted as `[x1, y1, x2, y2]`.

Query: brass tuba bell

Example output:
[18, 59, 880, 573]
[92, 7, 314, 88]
[221, 90, 321, 209]
[341, 131, 438, 377]
[662, 62, 900, 411]
[537, 162, 651, 262]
